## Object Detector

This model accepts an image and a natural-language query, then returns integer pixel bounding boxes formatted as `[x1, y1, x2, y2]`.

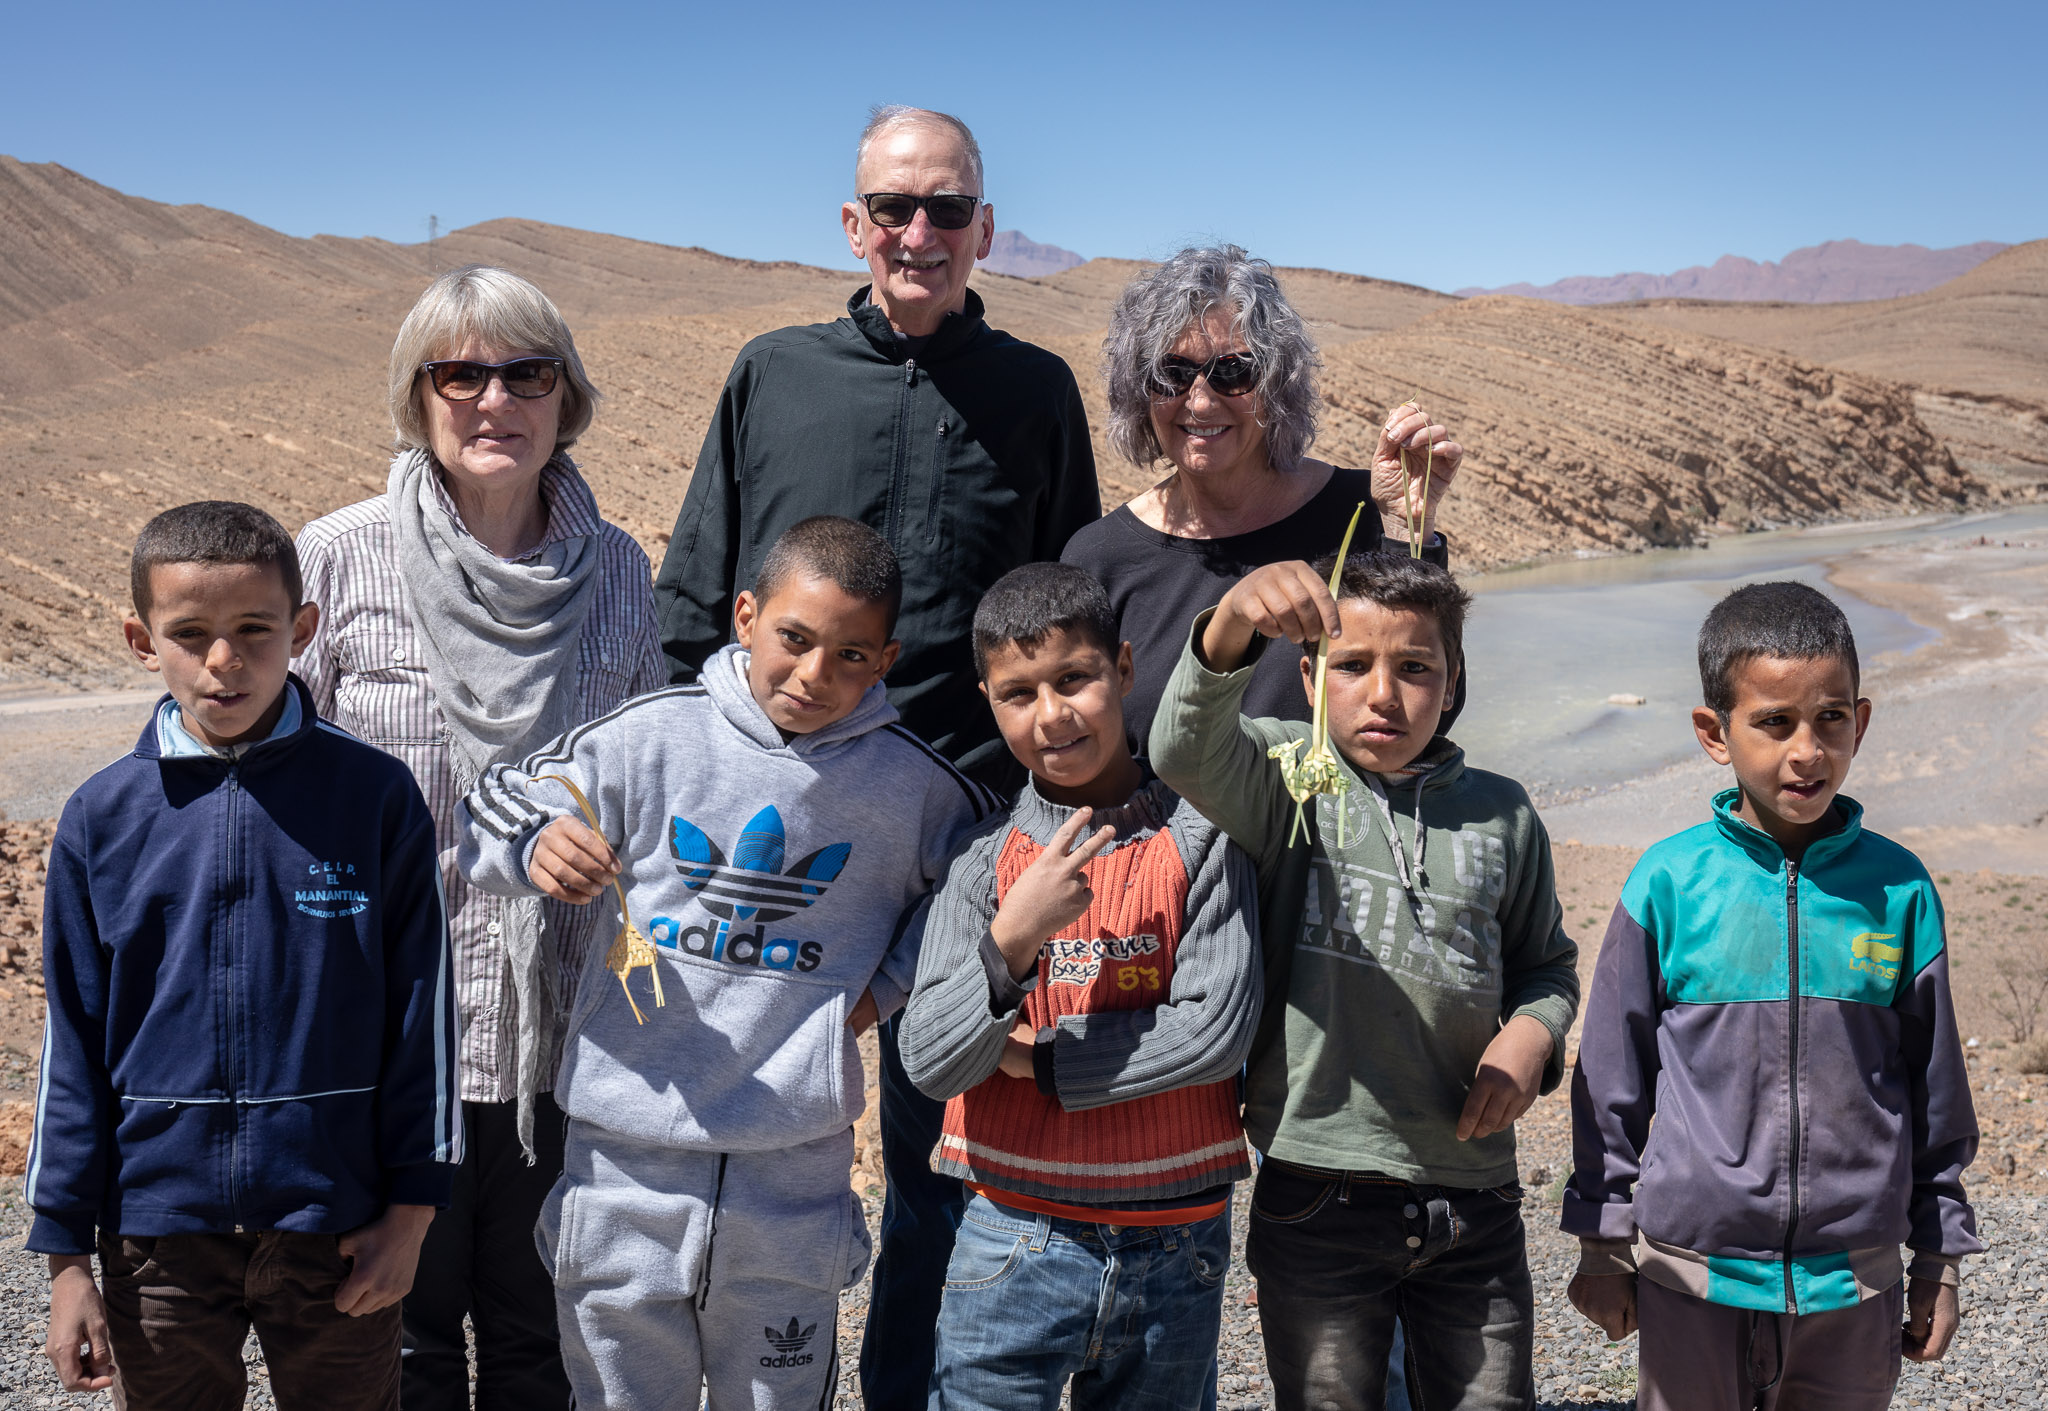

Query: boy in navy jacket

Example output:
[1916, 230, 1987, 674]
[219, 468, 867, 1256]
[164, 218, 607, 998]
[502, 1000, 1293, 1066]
[29, 502, 459, 1410]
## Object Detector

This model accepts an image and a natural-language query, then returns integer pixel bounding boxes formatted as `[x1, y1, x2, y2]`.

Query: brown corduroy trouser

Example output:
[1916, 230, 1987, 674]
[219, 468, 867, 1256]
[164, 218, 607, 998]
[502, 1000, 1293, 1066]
[97, 1230, 400, 1411]
[1636, 1276, 1904, 1411]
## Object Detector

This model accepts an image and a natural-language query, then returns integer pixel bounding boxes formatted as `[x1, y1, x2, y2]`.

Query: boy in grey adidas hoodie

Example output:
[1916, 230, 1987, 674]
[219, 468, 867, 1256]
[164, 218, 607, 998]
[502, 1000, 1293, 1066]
[459, 518, 996, 1411]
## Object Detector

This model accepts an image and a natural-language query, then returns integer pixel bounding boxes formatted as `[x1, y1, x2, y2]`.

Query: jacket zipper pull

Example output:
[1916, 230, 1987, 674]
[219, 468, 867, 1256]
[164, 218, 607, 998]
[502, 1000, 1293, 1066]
[904, 357, 916, 386]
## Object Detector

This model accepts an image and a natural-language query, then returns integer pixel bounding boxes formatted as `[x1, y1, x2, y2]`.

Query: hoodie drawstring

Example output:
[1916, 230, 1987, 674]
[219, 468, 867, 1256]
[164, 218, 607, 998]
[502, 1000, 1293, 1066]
[1362, 769, 1432, 908]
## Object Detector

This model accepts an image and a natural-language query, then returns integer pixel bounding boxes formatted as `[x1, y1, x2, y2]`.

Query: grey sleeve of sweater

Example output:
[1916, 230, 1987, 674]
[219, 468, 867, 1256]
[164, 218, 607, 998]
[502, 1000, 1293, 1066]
[1047, 809, 1263, 1112]
[459, 753, 588, 900]
[871, 760, 1005, 1022]
[457, 711, 634, 901]
[899, 798, 1264, 1112]
[898, 821, 1017, 1101]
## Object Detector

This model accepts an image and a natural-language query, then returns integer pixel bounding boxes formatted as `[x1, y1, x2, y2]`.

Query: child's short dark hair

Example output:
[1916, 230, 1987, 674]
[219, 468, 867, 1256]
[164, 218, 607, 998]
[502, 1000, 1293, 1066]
[753, 516, 904, 635]
[972, 563, 1119, 679]
[1698, 581, 1860, 717]
[1307, 551, 1472, 665]
[131, 501, 303, 619]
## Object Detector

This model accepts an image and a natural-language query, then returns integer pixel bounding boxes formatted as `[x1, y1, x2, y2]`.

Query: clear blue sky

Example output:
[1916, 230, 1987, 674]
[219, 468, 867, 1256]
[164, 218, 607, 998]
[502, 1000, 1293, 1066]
[7, 0, 2043, 292]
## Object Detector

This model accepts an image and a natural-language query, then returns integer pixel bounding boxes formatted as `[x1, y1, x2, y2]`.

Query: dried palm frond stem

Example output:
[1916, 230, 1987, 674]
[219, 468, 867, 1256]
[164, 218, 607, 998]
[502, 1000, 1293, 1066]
[1400, 401, 1435, 560]
[537, 774, 666, 1025]
[1267, 500, 1367, 847]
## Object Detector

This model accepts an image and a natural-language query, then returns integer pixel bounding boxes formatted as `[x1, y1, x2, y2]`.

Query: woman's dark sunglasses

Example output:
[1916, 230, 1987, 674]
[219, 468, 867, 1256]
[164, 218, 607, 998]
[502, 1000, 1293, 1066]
[421, 357, 565, 402]
[1148, 353, 1260, 400]
[859, 192, 983, 230]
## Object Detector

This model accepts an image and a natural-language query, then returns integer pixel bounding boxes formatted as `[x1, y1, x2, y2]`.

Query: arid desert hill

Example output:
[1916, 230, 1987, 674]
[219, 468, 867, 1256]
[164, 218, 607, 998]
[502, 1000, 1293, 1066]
[0, 155, 2038, 691]
[1605, 240, 2048, 403]
[1600, 240, 2048, 484]
[1458, 238, 2010, 305]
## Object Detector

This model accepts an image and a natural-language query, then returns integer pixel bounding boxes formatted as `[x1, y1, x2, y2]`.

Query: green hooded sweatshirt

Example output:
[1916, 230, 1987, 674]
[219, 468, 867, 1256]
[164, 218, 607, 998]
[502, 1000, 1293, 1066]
[1151, 612, 1580, 1186]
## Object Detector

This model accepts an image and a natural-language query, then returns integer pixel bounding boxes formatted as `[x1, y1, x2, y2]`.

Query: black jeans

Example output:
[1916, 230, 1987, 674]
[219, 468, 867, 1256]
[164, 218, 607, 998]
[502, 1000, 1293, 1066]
[1245, 1159, 1534, 1411]
[857, 1014, 967, 1410]
[401, 1094, 571, 1411]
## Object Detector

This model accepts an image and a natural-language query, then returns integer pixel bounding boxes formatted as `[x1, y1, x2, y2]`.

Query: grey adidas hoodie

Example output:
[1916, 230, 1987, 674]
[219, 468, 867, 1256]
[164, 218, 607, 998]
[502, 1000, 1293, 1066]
[460, 644, 999, 1154]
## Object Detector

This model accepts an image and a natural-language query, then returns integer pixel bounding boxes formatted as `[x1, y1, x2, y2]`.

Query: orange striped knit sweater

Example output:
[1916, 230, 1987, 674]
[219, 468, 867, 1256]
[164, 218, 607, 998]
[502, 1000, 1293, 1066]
[904, 778, 1261, 1210]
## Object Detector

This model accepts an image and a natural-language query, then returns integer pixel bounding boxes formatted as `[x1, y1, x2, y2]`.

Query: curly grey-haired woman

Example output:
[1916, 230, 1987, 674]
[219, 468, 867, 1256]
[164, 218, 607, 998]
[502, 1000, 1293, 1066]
[295, 264, 661, 1410]
[1060, 244, 1463, 753]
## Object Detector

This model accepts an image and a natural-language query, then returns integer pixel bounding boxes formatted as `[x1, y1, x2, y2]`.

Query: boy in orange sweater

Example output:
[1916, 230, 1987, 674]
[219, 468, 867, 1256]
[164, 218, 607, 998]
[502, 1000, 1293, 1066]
[900, 562, 1262, 1409]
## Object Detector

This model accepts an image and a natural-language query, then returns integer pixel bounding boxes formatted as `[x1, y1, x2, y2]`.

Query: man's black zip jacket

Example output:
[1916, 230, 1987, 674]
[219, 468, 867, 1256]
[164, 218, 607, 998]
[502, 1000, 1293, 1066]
[652, 286, 1101, 783]
[27, 679, 459, 1254]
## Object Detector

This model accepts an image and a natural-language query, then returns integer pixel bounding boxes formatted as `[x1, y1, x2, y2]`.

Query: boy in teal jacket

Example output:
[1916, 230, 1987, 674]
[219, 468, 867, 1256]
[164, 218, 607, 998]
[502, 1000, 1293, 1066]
[1564, 581, 1980, 1410]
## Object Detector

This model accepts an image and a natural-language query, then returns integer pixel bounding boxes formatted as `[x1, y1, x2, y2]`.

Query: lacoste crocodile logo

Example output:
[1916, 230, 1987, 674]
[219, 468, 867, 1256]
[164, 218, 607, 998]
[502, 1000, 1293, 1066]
[1849, 932, 1901, 982]
[761, 1316, 817, 1368]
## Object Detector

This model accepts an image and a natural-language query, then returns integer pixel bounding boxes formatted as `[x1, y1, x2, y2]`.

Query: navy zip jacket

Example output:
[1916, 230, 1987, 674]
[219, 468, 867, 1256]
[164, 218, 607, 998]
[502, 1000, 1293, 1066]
[28, 677, 460, 1255]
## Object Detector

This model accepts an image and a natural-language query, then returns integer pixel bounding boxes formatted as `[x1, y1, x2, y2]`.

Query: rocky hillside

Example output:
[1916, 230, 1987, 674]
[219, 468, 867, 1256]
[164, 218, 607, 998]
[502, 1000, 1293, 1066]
[1608, 239, 2048, 406]
[1304, 298, 1981, 565]
[0, 156, 2028, 691]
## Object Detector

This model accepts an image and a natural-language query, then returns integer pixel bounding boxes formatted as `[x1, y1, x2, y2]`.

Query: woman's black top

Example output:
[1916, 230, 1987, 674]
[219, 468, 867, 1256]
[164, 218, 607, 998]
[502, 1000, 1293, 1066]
[1060, 467, 1455, 756]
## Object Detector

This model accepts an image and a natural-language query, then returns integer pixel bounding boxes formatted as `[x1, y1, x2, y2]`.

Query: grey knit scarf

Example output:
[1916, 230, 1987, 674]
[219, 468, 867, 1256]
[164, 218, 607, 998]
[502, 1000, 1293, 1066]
[387, 447, 604, 1157]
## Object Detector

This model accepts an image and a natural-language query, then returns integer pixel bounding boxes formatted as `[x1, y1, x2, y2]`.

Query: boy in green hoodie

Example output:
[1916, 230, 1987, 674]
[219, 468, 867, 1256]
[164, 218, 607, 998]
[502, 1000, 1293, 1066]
[1152, 551, 1579, 1411]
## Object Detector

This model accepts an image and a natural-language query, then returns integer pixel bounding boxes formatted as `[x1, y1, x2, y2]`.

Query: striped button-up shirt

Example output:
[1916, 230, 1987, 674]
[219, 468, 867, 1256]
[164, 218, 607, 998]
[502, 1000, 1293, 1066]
[295, 465, 664, 1104]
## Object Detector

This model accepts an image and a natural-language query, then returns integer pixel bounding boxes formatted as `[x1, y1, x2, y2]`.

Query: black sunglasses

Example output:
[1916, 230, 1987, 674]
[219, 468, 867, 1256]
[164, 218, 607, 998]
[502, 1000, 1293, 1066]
[1148, 353, 1260, 400]
[858, 192, 983, 230]
[421, 357, 565, 402]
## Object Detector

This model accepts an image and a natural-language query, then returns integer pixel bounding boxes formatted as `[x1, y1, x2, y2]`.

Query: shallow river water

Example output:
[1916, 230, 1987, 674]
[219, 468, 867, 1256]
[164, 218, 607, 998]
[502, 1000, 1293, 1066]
[1454, 505, 2048, 802]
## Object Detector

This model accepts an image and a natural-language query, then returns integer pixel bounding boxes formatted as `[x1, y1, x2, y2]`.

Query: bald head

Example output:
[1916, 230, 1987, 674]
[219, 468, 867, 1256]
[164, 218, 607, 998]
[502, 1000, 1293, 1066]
[855, 105, 985, 194]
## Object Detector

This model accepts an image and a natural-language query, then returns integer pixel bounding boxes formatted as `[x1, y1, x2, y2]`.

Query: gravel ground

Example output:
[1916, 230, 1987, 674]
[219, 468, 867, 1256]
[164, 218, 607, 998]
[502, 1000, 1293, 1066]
[824, 1089, 2048, 1411]
[0, 1161, 2041, 1408]
[1, 850, 2041, 1408]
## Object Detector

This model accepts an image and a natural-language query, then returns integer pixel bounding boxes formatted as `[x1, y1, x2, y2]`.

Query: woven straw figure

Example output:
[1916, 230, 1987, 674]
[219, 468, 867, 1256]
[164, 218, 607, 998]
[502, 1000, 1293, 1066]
[1269, 501, 1368, 848]
[537, 775, 666, 1025]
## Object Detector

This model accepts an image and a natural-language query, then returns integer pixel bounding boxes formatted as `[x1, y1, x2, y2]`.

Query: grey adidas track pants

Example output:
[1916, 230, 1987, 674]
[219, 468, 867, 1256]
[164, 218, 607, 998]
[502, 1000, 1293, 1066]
[537, 1119, 871, 1411]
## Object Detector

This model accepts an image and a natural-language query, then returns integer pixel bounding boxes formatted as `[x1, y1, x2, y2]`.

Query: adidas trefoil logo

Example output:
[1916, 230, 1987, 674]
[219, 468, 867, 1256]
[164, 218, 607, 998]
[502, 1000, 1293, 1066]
[760, 1316, 817, 1369]
[670, 805, 851, 922]
[645, 806, 853, 973]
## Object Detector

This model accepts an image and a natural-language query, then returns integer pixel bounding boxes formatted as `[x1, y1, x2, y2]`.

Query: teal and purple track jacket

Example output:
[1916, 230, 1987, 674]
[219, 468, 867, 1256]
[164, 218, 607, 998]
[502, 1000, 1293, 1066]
[1562, 790, 1980, 1313]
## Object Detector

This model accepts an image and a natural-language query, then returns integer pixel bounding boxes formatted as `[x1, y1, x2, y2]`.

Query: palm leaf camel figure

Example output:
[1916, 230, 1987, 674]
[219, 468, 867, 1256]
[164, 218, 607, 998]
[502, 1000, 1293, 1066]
[1266, 500, 1367, 848]
[1266, 403, 1435, 847]
[537, 773, 666, 1025]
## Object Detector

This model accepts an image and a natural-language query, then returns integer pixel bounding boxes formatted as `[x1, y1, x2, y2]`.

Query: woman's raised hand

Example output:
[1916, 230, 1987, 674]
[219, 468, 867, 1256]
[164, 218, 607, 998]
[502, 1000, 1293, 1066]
[1371, 401, 1462, 540]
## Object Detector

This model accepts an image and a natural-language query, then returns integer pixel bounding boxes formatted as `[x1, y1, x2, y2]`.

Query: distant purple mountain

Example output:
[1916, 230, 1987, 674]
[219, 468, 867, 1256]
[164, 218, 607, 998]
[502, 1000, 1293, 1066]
[980, 230, 1085, 279]
[1457, 239, 2010, 305]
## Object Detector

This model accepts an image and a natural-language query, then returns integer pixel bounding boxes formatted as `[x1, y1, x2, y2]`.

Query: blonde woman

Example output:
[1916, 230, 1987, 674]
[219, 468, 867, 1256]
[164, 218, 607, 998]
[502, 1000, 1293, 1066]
[295, 265, 660, 1410]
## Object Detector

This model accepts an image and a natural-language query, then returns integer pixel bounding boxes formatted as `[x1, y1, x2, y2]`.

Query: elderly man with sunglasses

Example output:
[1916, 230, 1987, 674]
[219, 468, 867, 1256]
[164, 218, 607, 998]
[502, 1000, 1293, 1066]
[650, 105, 1099, 1410]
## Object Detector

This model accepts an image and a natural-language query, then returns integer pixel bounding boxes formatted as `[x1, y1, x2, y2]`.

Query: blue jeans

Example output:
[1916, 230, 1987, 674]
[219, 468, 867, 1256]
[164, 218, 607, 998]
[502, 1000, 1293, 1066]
[929, 1192, 1232, 1410]
[1245, 1159, 1534, 1411]
[860, 1014, 967, 1410]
